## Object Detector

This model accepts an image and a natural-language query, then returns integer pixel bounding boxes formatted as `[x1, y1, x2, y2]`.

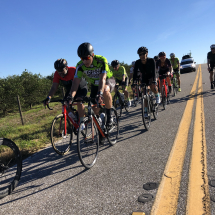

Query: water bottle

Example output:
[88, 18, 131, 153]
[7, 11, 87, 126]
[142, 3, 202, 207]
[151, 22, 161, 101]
[68, 111, 77, 122]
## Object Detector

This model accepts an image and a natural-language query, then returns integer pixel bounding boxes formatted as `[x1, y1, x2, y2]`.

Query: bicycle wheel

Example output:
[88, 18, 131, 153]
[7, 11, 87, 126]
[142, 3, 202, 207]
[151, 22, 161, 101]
[150, 95, 158, 120]
[141, 95, 151, 130]
[162, 87, 167, 110]
[113, 94, 122, 117]
[50, 114, 73, 155]
[173, 78, 177, 97]
[133, 85, 139, 107]
[106, 107, 119, 146]
[77, 117, 99, 169]
[0, 138, 22, 199]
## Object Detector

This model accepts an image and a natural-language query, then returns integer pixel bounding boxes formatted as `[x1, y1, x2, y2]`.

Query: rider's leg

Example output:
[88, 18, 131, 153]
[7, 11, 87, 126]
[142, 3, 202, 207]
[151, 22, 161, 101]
[166, 76, 172, 93]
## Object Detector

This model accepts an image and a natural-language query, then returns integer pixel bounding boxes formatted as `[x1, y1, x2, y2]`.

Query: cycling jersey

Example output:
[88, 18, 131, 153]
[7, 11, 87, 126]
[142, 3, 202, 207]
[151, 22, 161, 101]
[156, 59, 172, 76]
[112, 66, 128, 81]
[169, 57, 180, 69]
[207, 51, 215, 64]
[53, 67, 87, 92]
[75, 55, 112, 86]
[133, 58, 156, 83]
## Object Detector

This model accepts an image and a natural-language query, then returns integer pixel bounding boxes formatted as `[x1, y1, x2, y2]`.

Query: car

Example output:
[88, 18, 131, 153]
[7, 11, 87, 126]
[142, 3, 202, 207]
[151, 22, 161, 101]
[180, 58, 196, 73]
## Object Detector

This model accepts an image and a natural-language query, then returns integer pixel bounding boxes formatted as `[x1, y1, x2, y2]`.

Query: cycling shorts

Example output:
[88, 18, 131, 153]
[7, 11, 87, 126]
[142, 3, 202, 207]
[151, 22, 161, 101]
[173, 68, 180, 76]
[64, 85, 88, 100]
[116, 77, 128, 86]
[209, 63, 215, 72]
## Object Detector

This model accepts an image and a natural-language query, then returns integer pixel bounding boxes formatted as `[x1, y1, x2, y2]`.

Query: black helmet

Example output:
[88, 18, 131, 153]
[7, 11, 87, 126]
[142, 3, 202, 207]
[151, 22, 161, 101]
[158, 52, 166, 57]
[54, 58, 68, 70]
[77, 42, 94, 58]
[111, 60, 119, 67]
[137, 47, 148, 54]
[170, 53, 175, 57]
[154, 56, 159, 61]
[210, 44, 215, 49]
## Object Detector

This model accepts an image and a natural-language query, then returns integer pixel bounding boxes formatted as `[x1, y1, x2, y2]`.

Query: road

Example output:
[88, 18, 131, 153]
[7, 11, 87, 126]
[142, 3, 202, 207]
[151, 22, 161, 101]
[1, 64, 215, 215]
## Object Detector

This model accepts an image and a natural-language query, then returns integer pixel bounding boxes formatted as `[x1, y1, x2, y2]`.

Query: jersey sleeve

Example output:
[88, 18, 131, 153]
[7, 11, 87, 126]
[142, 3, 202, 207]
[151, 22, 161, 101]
[207, 52, 210, 59]
[74, 63, 84, 79]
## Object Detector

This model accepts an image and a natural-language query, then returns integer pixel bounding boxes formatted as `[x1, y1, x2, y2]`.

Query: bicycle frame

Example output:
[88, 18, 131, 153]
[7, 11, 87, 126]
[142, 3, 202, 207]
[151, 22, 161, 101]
[160, 78, 168, 97]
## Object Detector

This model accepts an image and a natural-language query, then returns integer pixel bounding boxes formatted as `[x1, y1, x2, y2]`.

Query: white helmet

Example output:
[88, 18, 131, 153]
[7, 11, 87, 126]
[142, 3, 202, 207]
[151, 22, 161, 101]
[210, 44, 215, 49]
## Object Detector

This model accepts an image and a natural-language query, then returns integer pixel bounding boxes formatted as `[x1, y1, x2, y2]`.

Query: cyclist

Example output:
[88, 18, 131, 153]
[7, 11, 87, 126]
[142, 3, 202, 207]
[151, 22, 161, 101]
[69, 42, 116, 144]
[129, 61, 136, 84]
[111, 60, 131, 107]
[156, 52, 172, 95]
[154, 56, 160, 89]
[133, 47, 160, 117]
[43, 58, 88, 126]
[207, 44, 215, 89]
[169, 53, 181, 92]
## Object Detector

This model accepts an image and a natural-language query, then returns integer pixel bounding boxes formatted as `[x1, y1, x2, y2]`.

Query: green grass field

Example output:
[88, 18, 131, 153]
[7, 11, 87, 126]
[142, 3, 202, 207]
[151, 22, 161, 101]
[0, 86, 133, 158]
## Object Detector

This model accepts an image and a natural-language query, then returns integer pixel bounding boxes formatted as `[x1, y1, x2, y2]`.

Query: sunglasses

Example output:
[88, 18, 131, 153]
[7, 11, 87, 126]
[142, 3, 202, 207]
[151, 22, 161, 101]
[81, 56, 91, 61]
[139, 53, 147, 57]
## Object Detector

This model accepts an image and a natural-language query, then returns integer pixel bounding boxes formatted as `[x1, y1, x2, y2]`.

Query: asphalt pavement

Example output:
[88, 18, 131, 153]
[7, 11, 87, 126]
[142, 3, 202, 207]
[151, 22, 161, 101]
[1, 65, 215, 215]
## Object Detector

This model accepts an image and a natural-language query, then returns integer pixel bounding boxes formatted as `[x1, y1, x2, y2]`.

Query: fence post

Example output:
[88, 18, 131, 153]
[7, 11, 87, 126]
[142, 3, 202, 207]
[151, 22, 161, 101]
[17, 95, 24, 125]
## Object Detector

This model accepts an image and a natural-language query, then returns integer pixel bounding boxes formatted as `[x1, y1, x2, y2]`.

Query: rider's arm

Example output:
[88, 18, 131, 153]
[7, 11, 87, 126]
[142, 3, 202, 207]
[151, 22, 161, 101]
[98, 73, 107, 94]
[207, 59, 210, 69]
[151, 59, 156, 81]
[47, 82, 59, 98]
[133, 63, 138, 83]
[70, 78, 81, 98]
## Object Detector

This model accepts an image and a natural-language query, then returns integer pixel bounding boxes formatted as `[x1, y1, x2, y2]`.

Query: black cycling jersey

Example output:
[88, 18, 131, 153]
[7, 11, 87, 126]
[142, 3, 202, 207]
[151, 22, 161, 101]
[207, 51, 215, 65]
[156, 58, 172, 76]
[133, 58, 156, 83]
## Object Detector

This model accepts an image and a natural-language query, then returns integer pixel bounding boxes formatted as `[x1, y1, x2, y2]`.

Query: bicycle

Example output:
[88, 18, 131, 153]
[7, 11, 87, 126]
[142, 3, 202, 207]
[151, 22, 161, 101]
[113, 84, 129, 117]
[140, 83, 158, 130]
[172, 72, 178, 97]
[159, 74, 170, 110]
[47, 99, 80, 155]
[77, 97, 119, 169]
[0, 138, 22, 199]
[131, 79, 141, 107]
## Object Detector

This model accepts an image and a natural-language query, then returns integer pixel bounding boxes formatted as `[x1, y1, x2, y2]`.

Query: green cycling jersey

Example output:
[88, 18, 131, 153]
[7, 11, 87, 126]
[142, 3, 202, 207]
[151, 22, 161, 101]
[112, 66, 128, 81]
[75, 55, 113, 86]
[169, 57, 180, 69]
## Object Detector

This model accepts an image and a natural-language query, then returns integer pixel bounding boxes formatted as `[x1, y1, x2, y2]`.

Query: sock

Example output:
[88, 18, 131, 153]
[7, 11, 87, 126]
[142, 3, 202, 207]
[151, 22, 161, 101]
[144, 107, 148, 112]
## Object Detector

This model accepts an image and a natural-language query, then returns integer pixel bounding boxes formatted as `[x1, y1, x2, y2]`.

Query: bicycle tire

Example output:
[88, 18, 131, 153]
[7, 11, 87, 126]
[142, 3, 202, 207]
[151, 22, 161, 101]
[173, 78, 177, 97]
[113, 94, 122, 117]
[50, 114, 73, 155]
[141, 94, 151, 130]
[77, 117, 99, 169]
[162, 86, 167, 110]
[150, 95, 158, 120]
[133, 85, 140, 107]
[0, 138, 22, 199]
[106, 107, 119, 146]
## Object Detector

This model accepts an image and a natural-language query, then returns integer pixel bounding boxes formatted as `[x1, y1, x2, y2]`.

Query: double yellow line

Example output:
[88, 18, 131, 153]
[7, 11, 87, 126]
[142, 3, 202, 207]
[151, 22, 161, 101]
[150, 65, 211, 215]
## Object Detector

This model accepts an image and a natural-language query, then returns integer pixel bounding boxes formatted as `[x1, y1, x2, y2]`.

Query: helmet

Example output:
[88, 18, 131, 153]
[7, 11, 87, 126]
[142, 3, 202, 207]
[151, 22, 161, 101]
[54, 58, 68, 70]
[154, 56, 159, 61]
[210, 44, 215, 49]
[77, 42, 94, 58]
[170, 53, 175, 57]
[158, 52, 166, 57]
[132, 61, 136, 66]
[111, 60, 119, 67]
[137, 47, 148, 54]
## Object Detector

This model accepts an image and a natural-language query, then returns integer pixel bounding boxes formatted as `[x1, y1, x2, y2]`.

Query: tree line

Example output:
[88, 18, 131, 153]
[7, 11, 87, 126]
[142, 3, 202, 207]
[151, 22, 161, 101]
[0, 62, 132, 117]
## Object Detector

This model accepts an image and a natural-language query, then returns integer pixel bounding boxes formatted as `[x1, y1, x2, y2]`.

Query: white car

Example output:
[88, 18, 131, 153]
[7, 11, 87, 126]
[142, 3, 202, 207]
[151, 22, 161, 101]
[180, 58, 196, 73]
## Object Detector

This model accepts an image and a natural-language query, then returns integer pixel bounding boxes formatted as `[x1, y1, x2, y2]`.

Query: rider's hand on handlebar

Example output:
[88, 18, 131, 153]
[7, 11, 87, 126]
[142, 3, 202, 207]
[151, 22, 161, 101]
[65, 95, 74, 105]
[43, 97, 51, 106]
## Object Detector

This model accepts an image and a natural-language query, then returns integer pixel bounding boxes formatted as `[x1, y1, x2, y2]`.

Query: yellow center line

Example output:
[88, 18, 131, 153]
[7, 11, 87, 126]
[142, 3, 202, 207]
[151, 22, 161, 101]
[186, 65, 211, 214]
[151, 67, 200, 215]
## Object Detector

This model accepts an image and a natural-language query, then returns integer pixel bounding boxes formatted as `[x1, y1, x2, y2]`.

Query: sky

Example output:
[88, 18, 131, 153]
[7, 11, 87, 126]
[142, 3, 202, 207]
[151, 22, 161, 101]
[0, 0, 214, 78]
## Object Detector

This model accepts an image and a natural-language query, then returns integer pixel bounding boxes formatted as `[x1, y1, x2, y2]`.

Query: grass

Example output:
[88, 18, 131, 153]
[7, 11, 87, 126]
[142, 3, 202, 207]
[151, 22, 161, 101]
[0, 86, 134, 159]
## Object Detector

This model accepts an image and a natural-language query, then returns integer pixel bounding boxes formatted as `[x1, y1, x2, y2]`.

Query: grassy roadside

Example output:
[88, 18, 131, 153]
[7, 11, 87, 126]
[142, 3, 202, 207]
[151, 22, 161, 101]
[0, 86, 133, 158]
